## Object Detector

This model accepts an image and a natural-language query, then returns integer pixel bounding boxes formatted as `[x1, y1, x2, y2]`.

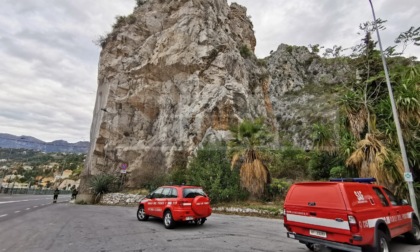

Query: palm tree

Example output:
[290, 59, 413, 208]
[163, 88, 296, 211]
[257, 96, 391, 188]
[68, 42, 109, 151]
[346, 133, 390, 185]
[228, 118, 272, 198]
[338, 90, 368, 140]
[392, 65, 420, 129]
[311, 122, 336, 154]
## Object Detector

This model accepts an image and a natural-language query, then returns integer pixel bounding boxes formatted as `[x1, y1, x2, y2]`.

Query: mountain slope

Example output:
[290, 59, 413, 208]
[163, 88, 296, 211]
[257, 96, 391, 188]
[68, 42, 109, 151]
[0, 133, 89, 153]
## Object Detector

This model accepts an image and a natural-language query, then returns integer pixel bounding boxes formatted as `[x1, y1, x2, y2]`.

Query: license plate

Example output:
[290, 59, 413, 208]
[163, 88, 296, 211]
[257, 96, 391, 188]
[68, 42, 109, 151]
[309, 229, 327, 238]
[186, 217, 194, 221]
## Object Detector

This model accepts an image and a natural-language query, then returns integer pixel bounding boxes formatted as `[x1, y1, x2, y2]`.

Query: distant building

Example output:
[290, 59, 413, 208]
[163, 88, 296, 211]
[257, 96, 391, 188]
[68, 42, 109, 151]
[59, 179, 80, 190]
[61, 169, 73, 179]
[37, 176, 55, 188]
[23, 165, 33, 171]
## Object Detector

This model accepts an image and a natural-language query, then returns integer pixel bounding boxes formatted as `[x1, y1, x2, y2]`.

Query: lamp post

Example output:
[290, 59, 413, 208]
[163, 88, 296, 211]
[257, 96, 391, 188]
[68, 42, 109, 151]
[368, 0, 418, 216]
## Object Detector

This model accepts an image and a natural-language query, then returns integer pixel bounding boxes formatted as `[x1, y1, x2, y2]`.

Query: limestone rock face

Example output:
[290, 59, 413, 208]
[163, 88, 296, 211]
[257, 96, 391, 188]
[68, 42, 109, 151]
[81, 0, 272, 189]
[266, 44, 352, 148]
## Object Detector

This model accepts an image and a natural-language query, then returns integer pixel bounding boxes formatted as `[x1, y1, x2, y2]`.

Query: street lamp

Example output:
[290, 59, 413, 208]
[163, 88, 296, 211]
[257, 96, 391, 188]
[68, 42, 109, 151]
[368, 0, 419, 216]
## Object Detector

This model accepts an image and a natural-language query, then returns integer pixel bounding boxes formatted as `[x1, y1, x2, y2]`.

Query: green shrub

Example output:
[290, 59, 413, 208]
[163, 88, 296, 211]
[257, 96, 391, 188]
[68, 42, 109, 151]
[257, 59, 267, 67]
[187, 141, 248, 203]
[264, 146, 310, 180]
[329, 166, 349, 178]
[89, 174, 118, 203]
[265, 178, 292, 201]
[308, 151, 345, 180]
[136, 0, 146, 6]
[239, 45, 252, 58]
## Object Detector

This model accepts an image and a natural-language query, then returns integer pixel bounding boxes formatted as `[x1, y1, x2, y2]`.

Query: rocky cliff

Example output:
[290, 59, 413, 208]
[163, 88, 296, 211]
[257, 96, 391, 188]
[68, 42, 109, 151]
[82, 0, 275, 189]
[81, 0, 352, 190]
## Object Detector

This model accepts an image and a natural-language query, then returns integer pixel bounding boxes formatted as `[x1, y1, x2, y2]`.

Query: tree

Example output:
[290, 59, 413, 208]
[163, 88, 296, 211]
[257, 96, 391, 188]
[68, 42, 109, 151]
[339, 21, 420, 197]
[395, 26, 420, 54]
[346, 133, 389, 183]
[187, 142, 247, 203]
[228, 118, 273, 198]
[311, 122, 336, 153]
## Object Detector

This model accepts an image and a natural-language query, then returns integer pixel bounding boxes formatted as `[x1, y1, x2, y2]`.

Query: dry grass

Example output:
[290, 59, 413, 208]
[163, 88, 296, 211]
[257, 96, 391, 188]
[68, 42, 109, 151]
[240, 158, 269, 197]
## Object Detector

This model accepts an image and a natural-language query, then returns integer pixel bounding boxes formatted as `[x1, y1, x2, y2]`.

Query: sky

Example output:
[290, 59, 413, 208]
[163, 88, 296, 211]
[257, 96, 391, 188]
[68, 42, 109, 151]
[0, 0, 419, 143]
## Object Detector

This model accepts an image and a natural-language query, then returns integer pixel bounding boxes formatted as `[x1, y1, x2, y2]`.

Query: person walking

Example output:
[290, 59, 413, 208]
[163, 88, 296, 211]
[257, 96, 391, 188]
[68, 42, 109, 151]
[53, 188, 60, 203]
[71, 188, 78, 200]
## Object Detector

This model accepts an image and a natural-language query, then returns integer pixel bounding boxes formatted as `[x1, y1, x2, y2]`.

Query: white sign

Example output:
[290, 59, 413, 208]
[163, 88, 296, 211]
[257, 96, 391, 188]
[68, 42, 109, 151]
[404, 172, 413, 182]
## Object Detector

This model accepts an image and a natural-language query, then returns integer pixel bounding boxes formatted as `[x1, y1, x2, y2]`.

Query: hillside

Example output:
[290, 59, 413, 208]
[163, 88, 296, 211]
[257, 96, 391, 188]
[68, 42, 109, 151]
[0, 133, 89, 153]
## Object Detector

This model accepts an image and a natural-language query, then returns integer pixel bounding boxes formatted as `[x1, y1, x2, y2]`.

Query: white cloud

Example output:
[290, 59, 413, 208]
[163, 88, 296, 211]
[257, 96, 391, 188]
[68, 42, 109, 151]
[0, 0, 418, 143]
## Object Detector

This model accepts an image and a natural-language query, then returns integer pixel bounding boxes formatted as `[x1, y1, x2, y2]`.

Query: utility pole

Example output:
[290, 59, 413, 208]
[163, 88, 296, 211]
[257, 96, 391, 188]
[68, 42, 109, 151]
[368, 0, 419, 217]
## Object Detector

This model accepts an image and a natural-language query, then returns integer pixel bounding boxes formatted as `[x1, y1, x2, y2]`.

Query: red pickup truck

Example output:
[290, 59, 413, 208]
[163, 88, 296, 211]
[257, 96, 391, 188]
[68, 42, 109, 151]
[283, 178, 420, 252]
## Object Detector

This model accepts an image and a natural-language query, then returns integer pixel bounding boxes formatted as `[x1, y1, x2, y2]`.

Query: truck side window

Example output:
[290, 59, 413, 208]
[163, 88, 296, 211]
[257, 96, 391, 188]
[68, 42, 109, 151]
[373, 187, 389, 206]
[383, 188, 400, 206]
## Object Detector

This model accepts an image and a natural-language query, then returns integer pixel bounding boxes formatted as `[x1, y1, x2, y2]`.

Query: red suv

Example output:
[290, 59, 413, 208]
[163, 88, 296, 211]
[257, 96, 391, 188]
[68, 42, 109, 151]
[137, 185, 212, 229]
[283, 178, 420, 252]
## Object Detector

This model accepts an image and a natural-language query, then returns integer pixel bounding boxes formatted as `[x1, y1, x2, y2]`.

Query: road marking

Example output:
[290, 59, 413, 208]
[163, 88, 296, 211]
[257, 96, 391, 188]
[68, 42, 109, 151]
[33, 206, 38, 208]
[0, 200, 29, 204]
[0, 214, 8, 218]
[14, 211, 21, 213]
[26, 208, 31, 210]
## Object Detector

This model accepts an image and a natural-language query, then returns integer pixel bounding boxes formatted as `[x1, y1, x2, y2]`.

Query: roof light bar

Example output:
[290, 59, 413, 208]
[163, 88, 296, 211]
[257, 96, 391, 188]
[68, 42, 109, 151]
[329, 178, 377, 183]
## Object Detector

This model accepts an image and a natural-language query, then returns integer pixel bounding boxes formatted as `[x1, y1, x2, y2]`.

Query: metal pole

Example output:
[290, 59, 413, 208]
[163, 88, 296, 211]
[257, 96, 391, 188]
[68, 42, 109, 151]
[368, 0, 418, 216]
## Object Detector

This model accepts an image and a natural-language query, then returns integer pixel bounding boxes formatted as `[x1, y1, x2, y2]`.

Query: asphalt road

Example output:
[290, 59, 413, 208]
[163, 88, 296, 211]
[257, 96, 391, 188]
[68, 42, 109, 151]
[0, 194, 71, 221]
[0, 194, 419, 252]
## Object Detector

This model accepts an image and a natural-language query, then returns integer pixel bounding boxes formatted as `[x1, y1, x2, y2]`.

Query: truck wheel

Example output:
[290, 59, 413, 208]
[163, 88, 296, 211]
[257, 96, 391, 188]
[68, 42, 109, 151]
[137, 205, 149, 221]
[163, 210, 175, 229]
[404, 220, 420, 245]
[305, 243, 315, 251]
[365, 230, 390, 252]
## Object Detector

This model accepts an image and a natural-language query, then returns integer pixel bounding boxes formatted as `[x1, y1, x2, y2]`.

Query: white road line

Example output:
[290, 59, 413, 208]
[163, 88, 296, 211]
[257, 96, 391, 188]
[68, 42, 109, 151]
[33, 206, 38, 208]
[14, 211, 21, 213]
[25, 208, 31, 210]
[0, 200, 29, 204]
[0, 214, 8, 218]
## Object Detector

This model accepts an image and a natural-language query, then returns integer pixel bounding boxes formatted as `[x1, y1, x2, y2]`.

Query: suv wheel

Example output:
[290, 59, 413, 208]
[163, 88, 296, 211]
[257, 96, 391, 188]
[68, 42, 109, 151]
[137, 205, 149, 221]
[163, 210, 175, 229]
[404, 220, 420, 245]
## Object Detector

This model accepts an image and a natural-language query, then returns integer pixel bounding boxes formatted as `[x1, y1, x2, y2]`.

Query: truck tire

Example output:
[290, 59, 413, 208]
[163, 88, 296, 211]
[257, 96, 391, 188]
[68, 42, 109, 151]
[305, 243, 315, 251]
[364, 230, 390, 252]
[404, 220, 420, 245]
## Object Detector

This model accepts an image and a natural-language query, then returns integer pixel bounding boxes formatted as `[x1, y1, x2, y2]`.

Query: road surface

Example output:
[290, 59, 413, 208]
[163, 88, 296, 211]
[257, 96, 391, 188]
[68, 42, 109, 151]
[0, 194, 418, 252]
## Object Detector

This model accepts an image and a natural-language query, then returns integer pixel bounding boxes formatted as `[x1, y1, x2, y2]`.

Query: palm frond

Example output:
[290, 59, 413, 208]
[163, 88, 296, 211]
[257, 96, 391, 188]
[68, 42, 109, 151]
[346, 133, 389, 180]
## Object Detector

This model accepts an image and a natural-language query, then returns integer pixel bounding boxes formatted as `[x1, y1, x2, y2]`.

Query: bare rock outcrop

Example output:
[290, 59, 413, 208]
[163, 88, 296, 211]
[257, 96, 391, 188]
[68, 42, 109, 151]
[81, 0, 272, 190]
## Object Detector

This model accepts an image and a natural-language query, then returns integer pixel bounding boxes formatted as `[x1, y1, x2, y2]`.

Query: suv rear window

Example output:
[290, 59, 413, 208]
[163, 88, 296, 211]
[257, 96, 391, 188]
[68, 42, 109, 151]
[183, 188, 206, 198]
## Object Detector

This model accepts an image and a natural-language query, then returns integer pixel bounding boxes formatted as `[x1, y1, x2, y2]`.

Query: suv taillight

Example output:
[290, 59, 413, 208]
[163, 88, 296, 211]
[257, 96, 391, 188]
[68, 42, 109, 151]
[179, 200, 191, 207]
[283, 209, 287, 221]
[348, 215, 359, 233]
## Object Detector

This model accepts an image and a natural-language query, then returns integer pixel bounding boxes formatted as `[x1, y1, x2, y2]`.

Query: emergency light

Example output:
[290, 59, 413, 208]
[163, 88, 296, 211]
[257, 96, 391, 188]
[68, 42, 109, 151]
[329, 177, 377, 183]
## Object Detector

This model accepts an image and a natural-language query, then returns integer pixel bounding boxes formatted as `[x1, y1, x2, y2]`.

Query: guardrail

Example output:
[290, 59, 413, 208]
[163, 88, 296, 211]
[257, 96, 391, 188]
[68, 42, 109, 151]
[0, 187, 71, 195]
